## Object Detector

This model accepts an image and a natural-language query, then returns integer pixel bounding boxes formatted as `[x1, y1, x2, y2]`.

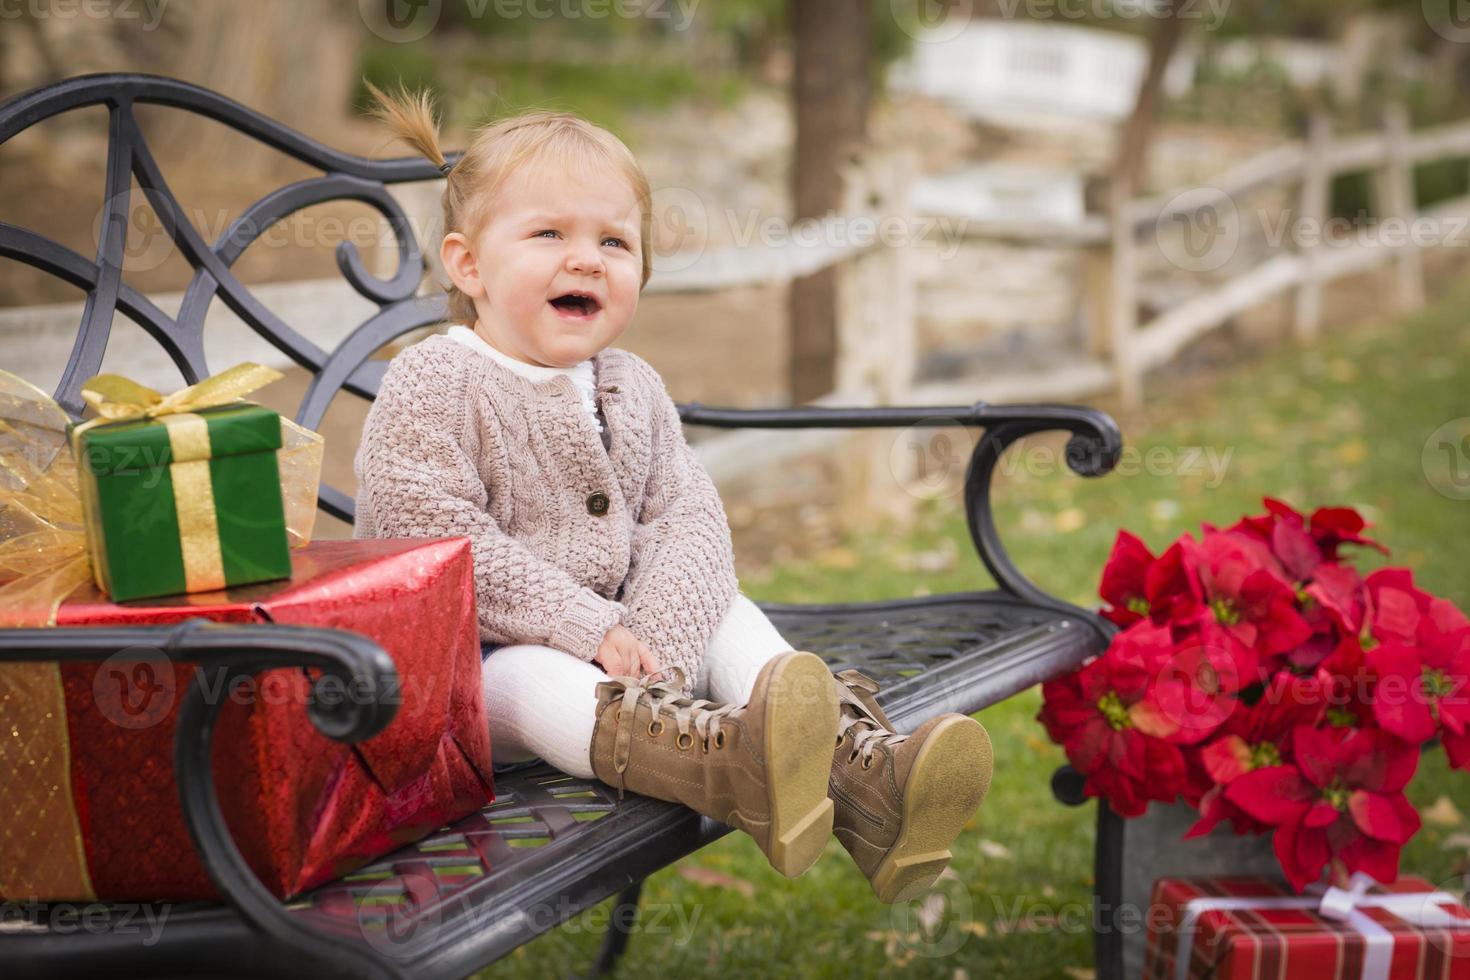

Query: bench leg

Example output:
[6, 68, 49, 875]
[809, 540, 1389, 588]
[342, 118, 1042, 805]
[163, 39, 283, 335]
[1051, 766, 1125, 980]
[1093, 799, 1126, 980]
[589, 880, 644, 977]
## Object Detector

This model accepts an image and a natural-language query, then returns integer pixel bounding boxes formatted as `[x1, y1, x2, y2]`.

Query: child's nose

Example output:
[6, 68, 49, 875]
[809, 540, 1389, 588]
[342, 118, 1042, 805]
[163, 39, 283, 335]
[565, 242, 604, 275]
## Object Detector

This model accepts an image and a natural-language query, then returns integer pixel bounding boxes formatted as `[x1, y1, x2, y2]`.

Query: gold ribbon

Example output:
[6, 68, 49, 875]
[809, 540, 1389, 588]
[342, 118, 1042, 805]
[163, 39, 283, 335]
[0, 371, 96, 898]
[77, 361, 290, 425]
[0, 365, 323, 899]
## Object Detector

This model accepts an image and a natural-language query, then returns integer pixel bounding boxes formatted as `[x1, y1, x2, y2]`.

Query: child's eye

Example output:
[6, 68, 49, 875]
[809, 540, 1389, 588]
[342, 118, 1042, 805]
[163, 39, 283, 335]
[602, 237, 627, 249]
[534, 229, 560, 239]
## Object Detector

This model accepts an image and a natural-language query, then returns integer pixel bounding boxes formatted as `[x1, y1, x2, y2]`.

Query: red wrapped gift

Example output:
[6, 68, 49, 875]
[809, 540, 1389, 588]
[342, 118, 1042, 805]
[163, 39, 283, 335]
[0, 537, 493, 902]
[1144, 874, 1470, 980]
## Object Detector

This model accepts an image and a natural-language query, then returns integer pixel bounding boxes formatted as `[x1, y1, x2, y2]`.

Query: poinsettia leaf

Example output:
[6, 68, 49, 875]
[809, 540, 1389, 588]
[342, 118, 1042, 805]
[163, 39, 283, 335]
[1338, 834, 1403, 884]
[1348, 790, 1421, 844]
[1272, 521, 1323, 581]
[1225, 765, 1312, 824]
[1201, 735, 1252, 783]
[1305, 800, 1341, 829]
[1274, 810, 1330, 892]
[1184, 785, 1227, 839]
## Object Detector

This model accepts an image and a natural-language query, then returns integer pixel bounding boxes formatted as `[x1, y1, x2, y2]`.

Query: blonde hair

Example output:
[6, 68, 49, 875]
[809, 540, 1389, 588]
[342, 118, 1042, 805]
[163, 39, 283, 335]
[364, 80, 654, 325]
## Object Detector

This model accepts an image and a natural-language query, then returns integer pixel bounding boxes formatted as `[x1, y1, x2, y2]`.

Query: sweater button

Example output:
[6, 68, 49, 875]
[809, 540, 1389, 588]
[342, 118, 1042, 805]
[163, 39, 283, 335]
[586, 491, 610, 516]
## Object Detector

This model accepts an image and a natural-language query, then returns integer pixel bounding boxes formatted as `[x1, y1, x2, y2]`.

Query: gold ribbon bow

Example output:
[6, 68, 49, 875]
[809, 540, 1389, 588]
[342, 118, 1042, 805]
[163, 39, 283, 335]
[0, 364, 323, 900]
[77, 361, 289, 424]
[0, 364, 322, 627]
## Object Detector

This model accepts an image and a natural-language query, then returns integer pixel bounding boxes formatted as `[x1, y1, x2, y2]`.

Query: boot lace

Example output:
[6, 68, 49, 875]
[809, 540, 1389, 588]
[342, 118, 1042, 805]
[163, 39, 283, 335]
[597, 666, 742, 799]
[833, 670, 908, 768]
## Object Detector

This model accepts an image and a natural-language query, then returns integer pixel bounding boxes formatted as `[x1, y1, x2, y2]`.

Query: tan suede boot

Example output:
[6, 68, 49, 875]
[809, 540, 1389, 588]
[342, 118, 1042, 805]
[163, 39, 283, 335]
[588, 650, 840, 877]
[828, 668, 994, 903]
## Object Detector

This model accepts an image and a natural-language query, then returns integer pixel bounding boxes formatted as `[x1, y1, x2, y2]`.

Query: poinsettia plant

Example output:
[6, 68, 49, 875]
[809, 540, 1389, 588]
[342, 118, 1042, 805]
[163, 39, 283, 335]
[1038, 497, 1470, 892]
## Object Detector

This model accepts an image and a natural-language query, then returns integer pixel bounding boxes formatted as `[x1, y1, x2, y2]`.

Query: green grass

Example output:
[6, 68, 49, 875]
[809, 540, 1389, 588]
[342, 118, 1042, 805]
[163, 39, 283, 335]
[476, 282, 1470, 978]
[356, 43, 746, 139]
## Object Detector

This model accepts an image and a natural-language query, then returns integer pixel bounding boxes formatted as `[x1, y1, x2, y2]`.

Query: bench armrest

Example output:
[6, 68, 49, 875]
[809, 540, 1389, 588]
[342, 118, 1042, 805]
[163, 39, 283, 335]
[680, 400, 1123, 632]
[0, 619, 403, 980]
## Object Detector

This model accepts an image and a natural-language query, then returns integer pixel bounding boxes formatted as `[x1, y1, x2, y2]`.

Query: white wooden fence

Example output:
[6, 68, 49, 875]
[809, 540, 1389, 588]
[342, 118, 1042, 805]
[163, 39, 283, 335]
[6, 105, 1468, 528]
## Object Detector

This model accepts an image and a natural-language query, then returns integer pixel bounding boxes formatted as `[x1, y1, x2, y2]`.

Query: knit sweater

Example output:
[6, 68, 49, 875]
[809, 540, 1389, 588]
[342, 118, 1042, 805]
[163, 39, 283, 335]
[353, 332, 739, 698]
[445, 325, 604, 437]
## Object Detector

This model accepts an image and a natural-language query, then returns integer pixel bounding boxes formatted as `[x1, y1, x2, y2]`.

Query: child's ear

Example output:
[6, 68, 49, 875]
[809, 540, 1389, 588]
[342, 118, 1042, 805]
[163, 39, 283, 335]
[441, 232, 486, 300]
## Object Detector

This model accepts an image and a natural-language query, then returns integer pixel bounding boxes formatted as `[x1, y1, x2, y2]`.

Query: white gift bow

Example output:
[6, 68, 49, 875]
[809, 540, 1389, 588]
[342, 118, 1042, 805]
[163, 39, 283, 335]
[1172, 873, 1469, 980]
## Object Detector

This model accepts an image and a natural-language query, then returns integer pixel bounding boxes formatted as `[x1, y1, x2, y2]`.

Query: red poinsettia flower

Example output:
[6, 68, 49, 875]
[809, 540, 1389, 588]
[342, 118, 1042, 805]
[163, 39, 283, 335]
[1230, 497, 1387, 570]
[1132, 619, 1257, 744]
[1098, 531, 1203, 628]
[1318, 634, 1381, 730]
[1225, 725, 1421, 891]
[1303, 562, 1367, 635]
[1184, 670, 1328, 838]
[1368, 627, 1470, 768]
[1307, 504, 1388, 560]
[1184, 529, 1312, 661]
[1038, 622, 1188, 817]
[1361, 568, 1467, 648]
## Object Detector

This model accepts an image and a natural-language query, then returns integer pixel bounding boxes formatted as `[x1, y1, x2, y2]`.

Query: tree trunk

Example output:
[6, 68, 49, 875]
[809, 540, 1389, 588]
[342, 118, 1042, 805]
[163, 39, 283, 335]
[1112, 0, 1185, 199]
[789, 0, 872, 403]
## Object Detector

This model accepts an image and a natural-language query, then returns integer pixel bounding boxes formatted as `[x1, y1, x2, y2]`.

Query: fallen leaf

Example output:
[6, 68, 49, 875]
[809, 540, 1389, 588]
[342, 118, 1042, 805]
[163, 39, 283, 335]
[677, 865, 754, 898]
[1425, 796, 1465, 828]
[979, 839, 1013, 860]
[1149, 499, 1180, 522]
[816, 547, 858, 569]
[1054, 508, 1085, 533]
[1336, 440, 1368, 465]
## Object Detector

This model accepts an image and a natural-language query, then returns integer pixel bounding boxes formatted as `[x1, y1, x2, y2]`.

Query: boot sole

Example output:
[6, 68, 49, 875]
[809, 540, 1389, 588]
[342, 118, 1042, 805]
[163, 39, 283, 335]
[870, 715, 993, 904]
[759, 651, 840, 878]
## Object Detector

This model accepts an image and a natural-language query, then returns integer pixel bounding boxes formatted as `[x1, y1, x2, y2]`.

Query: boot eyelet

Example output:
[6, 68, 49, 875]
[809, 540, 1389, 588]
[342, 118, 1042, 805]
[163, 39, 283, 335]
[676, 732, 694, 750]
[714, 731, 726, 749]
[648, 719, 664, 737]
[847, 749, 859, 764]
[861, 755, 874, 770]
[835, 733, 844, 747]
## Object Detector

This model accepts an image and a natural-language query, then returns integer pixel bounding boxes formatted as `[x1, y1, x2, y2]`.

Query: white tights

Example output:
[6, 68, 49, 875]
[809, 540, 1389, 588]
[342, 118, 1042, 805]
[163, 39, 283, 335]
[480, 591, 799, 779]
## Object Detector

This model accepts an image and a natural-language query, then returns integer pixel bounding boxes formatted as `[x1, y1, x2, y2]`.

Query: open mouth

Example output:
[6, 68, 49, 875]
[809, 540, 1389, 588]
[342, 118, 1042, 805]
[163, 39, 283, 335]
[548, 292, 602, 318]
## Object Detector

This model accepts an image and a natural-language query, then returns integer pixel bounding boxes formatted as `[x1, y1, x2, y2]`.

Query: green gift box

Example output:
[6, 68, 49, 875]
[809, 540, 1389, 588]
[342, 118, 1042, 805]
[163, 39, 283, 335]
[69, 402, 292, 602]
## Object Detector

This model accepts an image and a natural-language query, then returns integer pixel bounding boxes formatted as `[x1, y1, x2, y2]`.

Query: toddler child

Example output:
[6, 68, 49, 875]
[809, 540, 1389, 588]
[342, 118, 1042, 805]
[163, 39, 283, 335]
[353, 82, 993, 901]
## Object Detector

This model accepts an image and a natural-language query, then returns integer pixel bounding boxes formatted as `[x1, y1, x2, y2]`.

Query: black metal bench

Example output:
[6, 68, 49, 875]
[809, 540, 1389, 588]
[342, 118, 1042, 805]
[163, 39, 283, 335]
[0, 74, 1124, 980]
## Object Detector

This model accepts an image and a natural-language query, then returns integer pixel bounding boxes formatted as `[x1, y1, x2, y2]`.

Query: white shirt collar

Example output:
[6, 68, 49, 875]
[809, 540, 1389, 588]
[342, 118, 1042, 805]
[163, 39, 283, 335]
[446, 324, 593, 383]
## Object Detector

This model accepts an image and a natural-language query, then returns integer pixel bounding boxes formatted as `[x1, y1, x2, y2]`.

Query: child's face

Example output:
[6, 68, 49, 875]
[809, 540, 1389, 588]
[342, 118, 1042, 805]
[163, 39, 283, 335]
[442, 161, 643, 369]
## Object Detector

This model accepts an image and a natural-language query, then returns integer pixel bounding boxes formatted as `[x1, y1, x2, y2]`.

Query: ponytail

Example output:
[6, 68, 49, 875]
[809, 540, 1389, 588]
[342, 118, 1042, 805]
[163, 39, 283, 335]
[363, 79, 448, 171]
